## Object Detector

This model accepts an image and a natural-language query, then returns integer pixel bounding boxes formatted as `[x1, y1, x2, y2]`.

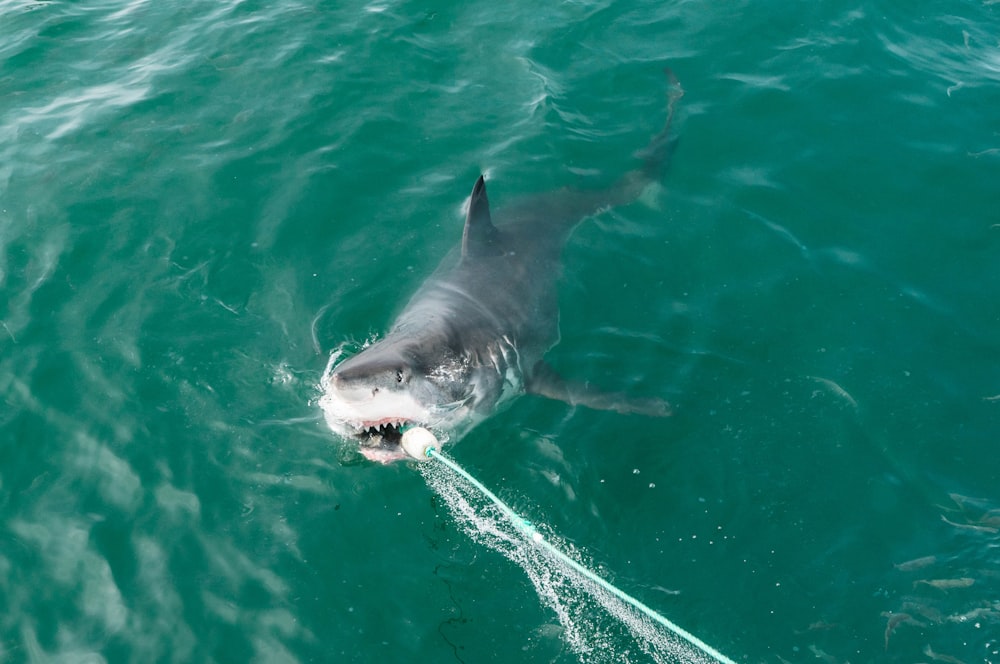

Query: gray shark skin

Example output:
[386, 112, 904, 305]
[321, 71, 682, 463]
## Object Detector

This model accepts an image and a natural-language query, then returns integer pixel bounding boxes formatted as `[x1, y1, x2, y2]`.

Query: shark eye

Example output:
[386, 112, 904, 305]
[396, 370, 404, 383]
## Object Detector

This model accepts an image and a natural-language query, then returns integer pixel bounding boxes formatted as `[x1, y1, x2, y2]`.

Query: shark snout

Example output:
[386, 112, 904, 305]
[328, 370, 351, 392]
[328, 370, 351, 387]
[328, 369, 379, 399]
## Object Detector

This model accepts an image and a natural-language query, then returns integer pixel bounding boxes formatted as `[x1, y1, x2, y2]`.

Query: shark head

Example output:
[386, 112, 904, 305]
[320, 176, 512, 463]
[320, 337, 479, 463]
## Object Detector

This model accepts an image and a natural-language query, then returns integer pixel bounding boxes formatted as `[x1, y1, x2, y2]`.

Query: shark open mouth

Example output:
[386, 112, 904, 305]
[359, 421, 406, 446]
[353, 419, 421, 463]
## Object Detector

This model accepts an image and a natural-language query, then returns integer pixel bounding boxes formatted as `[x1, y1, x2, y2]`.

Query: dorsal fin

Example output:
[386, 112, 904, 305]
[461, 175, 501, 259]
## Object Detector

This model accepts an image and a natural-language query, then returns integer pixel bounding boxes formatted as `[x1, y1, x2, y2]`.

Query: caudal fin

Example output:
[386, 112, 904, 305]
[490, 68, 685, 236]
[605, 68, 685, 206]
[636, 68, 684, 179]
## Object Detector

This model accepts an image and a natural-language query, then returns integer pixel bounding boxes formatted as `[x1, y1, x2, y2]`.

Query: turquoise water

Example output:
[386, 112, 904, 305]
[3, 1, 999, 662]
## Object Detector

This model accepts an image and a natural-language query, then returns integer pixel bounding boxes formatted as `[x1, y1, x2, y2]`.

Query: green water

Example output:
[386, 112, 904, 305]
[2, 1, 999, 662]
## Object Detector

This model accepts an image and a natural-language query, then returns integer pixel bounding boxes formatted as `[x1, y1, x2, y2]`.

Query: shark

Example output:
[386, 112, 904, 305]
[321, 71, 682, 463]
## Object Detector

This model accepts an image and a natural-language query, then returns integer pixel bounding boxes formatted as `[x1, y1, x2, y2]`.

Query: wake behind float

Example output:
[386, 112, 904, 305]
[401, 425, 736, 664]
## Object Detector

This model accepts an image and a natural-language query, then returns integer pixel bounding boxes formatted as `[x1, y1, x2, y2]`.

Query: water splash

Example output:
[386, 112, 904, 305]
[419, 460, 722, 664]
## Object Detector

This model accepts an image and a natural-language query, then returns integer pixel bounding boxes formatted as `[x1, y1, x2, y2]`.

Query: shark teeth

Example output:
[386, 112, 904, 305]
[355, 419, 408, 432]
[355, 419, 413, 447]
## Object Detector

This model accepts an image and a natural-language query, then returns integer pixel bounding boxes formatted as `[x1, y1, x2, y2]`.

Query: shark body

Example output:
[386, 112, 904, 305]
[321, 72, 682, 462]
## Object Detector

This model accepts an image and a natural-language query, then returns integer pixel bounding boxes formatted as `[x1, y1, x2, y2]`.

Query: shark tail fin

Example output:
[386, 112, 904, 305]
[606, 68, 685, 206]
[635, 68, 684, 179]
[540, 68, 685, 219]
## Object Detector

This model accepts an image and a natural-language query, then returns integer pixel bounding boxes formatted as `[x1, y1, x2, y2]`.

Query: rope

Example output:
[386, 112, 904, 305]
[425, 446, 738, 664]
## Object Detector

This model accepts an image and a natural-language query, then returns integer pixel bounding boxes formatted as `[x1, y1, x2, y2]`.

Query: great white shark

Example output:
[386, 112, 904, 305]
[321, 72, 683, 463]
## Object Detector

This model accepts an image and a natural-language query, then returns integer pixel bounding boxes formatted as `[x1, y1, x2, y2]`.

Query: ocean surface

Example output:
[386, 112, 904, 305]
[2, 1, 999, 662]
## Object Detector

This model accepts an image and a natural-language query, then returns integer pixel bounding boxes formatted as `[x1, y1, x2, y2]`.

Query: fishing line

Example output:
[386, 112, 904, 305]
[401, 427, 737, 664]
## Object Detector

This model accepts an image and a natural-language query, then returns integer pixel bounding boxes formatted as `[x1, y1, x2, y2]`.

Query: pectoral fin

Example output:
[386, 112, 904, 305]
[526, 361, 672, 417]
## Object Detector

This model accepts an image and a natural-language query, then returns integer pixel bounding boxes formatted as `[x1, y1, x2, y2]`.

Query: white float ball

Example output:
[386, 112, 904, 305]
[401, 427, 438, 461]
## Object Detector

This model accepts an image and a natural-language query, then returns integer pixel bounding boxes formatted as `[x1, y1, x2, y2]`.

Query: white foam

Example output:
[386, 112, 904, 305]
[419, 462, 720, 664]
